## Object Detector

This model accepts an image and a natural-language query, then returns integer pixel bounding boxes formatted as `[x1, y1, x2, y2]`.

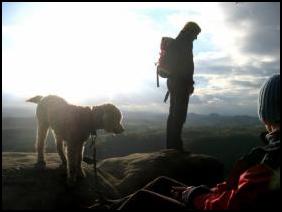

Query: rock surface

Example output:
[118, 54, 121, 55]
[2, 150, 224, 209]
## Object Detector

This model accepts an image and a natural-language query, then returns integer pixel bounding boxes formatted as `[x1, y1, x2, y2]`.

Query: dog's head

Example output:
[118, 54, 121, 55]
[92, 104, 124, 134]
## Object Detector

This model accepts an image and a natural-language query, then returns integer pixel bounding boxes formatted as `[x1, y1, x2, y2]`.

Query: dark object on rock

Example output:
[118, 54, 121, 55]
[97, 149, 224, 198]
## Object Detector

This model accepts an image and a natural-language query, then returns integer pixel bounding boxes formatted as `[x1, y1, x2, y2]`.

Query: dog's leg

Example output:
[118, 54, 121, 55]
[55, 133, 67, 168]
[76, 143, 85, 179]
[66, 142, 77, 186]
[35, 123, 48, 169]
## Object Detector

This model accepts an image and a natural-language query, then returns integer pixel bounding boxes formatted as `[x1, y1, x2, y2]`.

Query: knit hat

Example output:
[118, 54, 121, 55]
[258, 74, 280, 124]
[182, 22, 201, 35]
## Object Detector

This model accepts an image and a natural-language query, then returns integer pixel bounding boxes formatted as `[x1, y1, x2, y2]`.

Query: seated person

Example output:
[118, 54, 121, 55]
[115, 74, 280, 210]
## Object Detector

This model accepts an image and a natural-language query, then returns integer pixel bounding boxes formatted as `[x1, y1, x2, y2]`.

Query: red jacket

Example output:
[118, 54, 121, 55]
[193, 164, 274, 210]
[183, 131, 280, 210]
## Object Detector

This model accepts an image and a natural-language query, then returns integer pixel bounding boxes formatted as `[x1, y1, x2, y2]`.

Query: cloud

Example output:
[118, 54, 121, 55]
[229, 79, 264, 89]
[2, 2, 280, 116]
[220, 2, 280, 57]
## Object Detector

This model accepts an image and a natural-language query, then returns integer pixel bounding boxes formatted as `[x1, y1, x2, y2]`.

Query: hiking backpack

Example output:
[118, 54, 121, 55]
[155, 37, 176, 87]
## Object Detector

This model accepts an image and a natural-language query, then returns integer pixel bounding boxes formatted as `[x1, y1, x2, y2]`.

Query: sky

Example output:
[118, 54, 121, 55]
[2, 2, 280, 116]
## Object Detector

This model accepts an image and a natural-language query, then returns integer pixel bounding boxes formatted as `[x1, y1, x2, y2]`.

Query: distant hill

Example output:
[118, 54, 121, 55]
[2, 113, 264, 176]
[2, 106, 35, 118]
[185, 113, 260, 127]
[2, 117, 37, 129]
[2, 112, 260, 129]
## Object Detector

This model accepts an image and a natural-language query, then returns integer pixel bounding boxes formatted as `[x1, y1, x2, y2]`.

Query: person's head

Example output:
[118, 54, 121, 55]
[181, 21, 201, 40]
[258, 74, 280, 133]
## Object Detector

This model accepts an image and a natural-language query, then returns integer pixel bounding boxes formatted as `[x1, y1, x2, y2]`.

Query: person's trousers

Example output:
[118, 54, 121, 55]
[166, 78, 191, 151]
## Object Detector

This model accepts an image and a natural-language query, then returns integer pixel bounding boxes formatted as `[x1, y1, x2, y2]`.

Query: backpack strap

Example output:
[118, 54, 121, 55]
[164, 91, 170, 103]
[157, 69, 160, 87]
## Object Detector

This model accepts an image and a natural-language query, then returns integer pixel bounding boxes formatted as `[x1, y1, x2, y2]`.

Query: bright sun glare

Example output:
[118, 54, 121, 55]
[3, 2, 233, 105]
[3, 2, 279, 116]
[3, 3, 161, 103]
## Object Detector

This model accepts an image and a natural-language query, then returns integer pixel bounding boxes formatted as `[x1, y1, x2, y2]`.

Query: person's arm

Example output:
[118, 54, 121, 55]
[226, 146, 266, 189]
[183, 164, 274, 210]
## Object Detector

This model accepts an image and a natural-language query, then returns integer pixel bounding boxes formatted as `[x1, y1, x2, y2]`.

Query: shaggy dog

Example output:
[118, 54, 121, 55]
[27, 95, 124, 186]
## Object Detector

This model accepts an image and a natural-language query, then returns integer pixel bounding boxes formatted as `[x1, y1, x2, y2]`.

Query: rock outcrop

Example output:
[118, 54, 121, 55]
[2, 150, 224, 209]
[97, 149, 224, 198]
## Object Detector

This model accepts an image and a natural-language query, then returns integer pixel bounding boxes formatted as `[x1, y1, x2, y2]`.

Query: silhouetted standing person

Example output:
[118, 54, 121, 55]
[166, 22, 201, 151]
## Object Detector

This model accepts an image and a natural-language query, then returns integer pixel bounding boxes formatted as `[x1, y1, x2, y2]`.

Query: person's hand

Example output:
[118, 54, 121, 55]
[170, 186, 188, 201]
[188, 86, 194, 95]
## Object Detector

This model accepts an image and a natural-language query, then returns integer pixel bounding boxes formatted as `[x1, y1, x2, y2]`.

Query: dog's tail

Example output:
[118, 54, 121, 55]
[26, 95, 44, 104]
